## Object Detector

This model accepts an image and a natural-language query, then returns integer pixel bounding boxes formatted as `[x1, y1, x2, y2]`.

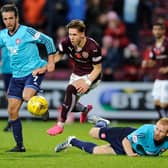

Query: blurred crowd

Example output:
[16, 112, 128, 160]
[0, 0, 168, 82]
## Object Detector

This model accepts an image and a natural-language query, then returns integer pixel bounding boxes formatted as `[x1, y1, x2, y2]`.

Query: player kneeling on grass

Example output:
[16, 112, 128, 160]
[55, 116, 168, 156]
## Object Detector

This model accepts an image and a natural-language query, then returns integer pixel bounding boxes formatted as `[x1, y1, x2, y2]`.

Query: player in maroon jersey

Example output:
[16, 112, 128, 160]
[142, 22, 168, 118]
[47, 19, 102, 135]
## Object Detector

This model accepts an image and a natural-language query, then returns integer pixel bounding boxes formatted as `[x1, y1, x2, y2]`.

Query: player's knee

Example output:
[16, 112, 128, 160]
[89, 127, 100, 138]
[22, 95, 31, 102]
[66, 85, 77, 94]
[8, 107, 19, 119]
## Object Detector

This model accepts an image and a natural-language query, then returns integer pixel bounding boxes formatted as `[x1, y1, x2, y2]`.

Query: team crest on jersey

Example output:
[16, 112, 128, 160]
[161, 148, 166, 152]
[132, 135, 138, 143]
[154, 46, 165, 55]
[82, 51, 89, 58]
[161, 46, 165, 53]
[154, 48, 161, 55]
[16, 39, 21, 44]
[34, 32, 41, 40]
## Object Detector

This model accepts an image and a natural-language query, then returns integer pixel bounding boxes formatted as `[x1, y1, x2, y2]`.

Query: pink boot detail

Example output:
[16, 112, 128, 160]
[47, 124, 64, 136]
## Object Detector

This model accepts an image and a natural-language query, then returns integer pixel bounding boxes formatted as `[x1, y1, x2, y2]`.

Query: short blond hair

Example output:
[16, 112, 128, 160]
[157, 118, 168, 126]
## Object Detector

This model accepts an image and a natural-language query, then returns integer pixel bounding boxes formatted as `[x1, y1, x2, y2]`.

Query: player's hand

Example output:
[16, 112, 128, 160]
[32, 66, 47, 76]
[47, 62, 55, 72]
[142, 60, 156, 68]
[127, 153, 139, 157]
[141, 60, 148, 68]
[73, 79, 90, 94]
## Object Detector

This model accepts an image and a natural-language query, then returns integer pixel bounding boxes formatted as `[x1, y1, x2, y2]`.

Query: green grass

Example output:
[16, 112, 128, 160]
[0, 120, 168, 168]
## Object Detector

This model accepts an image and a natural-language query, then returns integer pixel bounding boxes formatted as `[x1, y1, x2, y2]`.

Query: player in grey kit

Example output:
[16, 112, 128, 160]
[47, 19, 102, 136]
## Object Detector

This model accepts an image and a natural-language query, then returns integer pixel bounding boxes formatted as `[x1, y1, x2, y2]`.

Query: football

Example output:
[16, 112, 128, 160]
[27, 96, 48, 116]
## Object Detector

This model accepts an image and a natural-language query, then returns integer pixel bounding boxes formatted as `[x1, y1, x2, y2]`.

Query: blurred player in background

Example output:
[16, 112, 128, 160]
[0, 4, 56, 152]
[47, 19, 102, 136]
[142, 22, 168, 119]
[0, 47, 12, 132]
[55, 116, 168, 156]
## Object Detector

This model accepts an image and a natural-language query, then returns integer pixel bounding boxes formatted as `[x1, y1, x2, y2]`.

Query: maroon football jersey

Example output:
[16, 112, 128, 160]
[149, 37, 168, 80]
[57, 37, 102, 76]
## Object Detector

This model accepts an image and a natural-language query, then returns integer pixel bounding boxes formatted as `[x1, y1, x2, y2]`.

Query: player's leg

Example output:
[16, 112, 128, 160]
[6, 77, 26, 152]
[55, 136, 115, 154]
[160, 80, 168, 117]
[54, 117, 113, 154]
[72, 73, 100, 123]
[23, 73, 45, 101]
[72, 96, 93, 123]
[79, 78, 101, 123]
[24, 73, 48, 120]
[2, 73, 12, 132]
[152, 80, 163, 118]
[88, 115, 110, 139]
[93, 144, 116, 154]
[55, 136, 97, 154]
[7, 74, 44, 152]
[78, 103, 93, 123]
[7, 97, 25, 152]
[47, 84, 77, 135]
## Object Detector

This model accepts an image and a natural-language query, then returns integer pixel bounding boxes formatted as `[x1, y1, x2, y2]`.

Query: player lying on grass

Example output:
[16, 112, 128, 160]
[55, 116, 168, 156]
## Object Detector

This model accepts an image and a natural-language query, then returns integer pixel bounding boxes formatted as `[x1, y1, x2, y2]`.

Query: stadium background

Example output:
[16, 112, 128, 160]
[0, 0, 168, 120]
[0, 2, 168, 167]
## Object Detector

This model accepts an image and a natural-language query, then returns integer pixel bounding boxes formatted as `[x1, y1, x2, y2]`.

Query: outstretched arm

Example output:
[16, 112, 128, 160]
[32, 52, 64, 75]
[47, 54, 55, 72]
[32, 54, 55, 76]
[122, 138, 139, 157]
[88, 63, 102, 83]
[54, 52, 64, 63]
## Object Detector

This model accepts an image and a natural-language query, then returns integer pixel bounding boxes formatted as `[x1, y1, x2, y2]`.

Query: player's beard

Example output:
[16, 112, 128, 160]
[8, 21, 18, 34]
[155, 33, 164, 40]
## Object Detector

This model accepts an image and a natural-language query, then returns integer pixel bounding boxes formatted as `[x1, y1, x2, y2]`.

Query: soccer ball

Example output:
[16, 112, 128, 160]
[27, 96, 48, 116]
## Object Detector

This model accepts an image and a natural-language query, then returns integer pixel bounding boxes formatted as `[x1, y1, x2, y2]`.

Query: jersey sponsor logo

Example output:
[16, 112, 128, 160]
[154, 48, 161, 55]
[154, 46, 165, 55]
[82, 51, 89, 58]
[16, 39, 21, 44]
[34, 32, 41, 40]
[8, 46, 18, 55]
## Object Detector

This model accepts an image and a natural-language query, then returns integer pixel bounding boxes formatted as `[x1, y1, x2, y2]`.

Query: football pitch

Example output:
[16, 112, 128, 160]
[0, 120, 168, 168]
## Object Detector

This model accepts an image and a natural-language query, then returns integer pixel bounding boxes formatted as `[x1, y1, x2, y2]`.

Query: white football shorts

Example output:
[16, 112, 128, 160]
[152, 79, 168, 103]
